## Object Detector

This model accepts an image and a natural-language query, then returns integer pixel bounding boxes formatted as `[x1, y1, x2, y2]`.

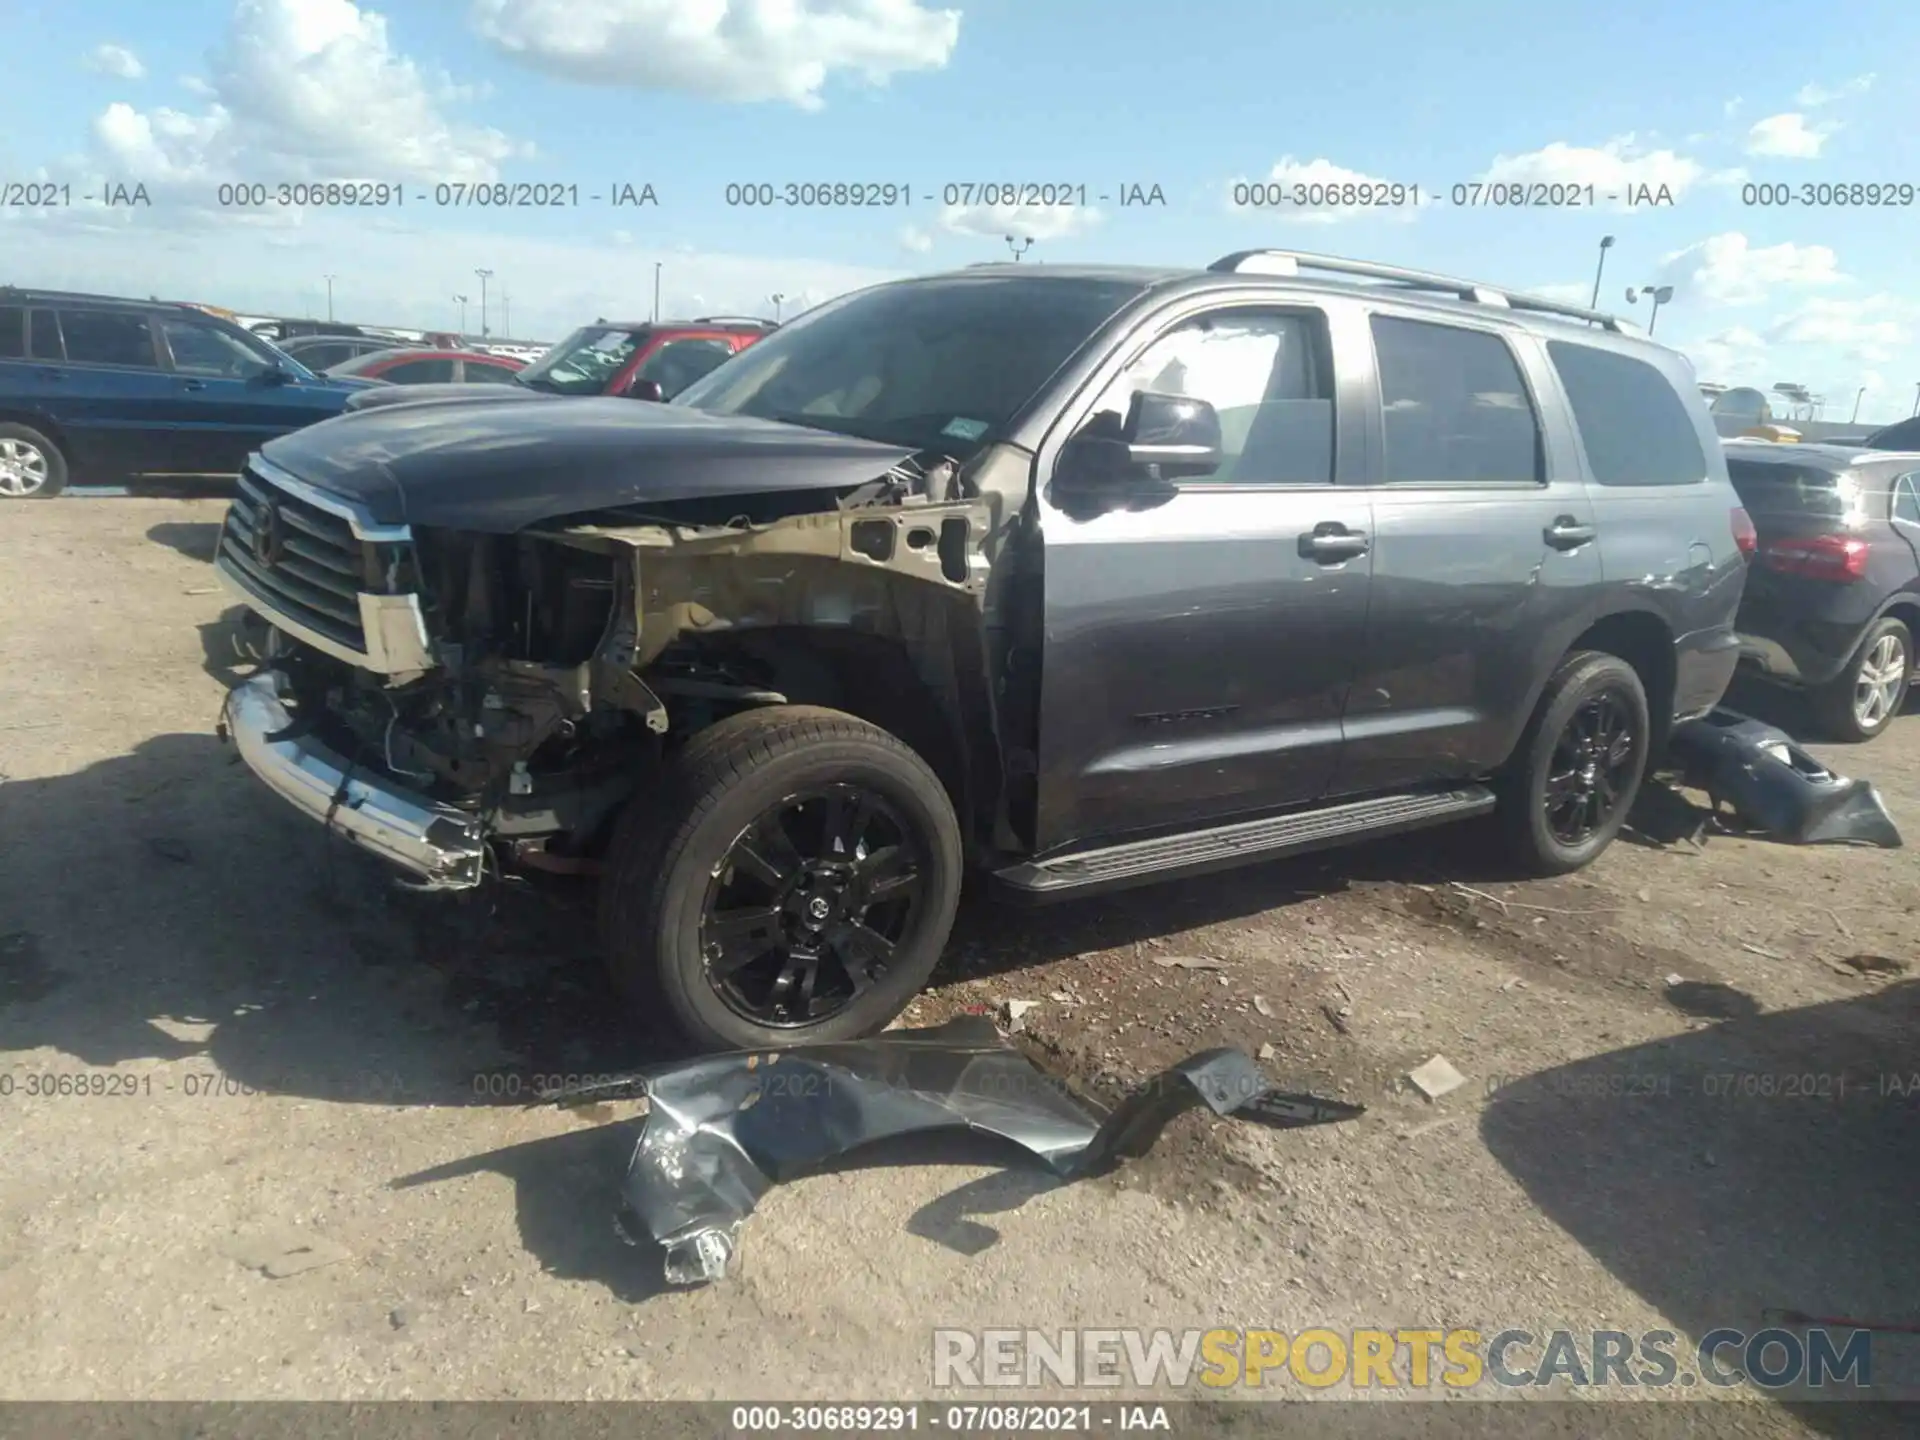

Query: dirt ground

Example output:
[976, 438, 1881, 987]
[1, 497, 1915, 1429]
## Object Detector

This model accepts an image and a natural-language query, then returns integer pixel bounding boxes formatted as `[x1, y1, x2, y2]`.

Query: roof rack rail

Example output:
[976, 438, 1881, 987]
[690, 314, 776, 327]
[1206, 249, 1636, 333]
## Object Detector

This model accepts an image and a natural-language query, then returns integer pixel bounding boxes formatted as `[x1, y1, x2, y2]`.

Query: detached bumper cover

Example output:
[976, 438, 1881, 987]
[1669, 708, 1903, 848]
[224, 671, 487, 889]
[555, 1016, 1366, 1286]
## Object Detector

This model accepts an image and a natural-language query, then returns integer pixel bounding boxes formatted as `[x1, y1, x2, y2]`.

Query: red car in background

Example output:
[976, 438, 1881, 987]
[325, 347, 526, 385]
[342, 317, 773, 413]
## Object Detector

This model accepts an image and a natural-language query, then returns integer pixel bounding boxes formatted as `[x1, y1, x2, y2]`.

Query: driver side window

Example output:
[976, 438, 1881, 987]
[160, 318, 264, 378]
[1084, 310, 1334, 484]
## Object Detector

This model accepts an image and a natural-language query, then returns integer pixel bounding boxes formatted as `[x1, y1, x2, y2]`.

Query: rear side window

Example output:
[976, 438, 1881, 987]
[379, 357, 458, 383]
[0, 306, 22, 359]
[1548, 342, 1707, 487]
[60, 309, 157, 367]
[1725, 460, 1854, 520]
[1892, 475, 1920, 525]
[1370, 316, 1541, 484]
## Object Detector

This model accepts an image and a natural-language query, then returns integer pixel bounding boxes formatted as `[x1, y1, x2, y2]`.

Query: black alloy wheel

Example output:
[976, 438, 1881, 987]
[702, 784, 927, 1027]
[1498, 650, 1651, 876]
[1542, 689, 1640, 848]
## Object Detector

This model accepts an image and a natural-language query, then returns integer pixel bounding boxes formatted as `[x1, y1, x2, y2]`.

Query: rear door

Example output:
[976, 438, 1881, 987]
[1034, 296, 1376, 849]
[39, 307, 178, 480]
[1337, 314, 1604, 795]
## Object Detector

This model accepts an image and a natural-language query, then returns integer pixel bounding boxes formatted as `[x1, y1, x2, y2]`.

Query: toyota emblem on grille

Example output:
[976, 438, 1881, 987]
[251, 499, 284, 567]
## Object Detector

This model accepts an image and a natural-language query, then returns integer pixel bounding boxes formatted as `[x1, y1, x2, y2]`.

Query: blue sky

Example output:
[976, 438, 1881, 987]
[3, 0, 1918, 421]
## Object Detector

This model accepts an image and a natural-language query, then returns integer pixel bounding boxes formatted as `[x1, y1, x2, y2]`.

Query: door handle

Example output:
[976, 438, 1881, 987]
[182, 380, 208, 391]
[35, 367, 65, 381]
[1299, 525, 1370, 563]
[1545, 516, 1597, 550]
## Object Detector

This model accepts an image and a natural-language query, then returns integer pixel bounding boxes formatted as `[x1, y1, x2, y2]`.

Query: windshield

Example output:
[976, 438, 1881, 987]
[670, 274, 1149, 455]
[515, 325, 645, 394]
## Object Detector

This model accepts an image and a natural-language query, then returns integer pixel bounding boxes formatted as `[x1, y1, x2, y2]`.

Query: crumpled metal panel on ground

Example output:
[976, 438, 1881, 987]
[554, 1016, 1365, 1286]
[1668, 708, 1902, 848]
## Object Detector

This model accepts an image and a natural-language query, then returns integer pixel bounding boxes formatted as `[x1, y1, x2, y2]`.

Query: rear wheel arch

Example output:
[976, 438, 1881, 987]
[1505, 608, 1676, 765]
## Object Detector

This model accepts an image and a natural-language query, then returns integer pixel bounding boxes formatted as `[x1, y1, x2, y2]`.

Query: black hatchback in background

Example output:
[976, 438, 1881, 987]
[1725, 438, 1920, 741]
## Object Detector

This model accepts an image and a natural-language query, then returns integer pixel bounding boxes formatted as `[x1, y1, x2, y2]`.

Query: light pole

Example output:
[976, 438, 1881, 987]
[474, 268, 493, 337]
[1004, 235, 1033, 262]
[452, 294, 468, 332]
[770, 292, 787, 322]
[1626, 284, 1674, 335]
[500, 288, 510, 339]
[1911, 382, 1919, 418]
[323, 273, 338, 321]
[1851, 387, 1867, 424]
[1589, 235, 1614, 309]
[653, 262, 662, 323]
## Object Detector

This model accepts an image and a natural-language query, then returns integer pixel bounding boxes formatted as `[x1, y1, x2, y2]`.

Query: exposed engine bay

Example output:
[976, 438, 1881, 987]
[240, 451, 1012, 875]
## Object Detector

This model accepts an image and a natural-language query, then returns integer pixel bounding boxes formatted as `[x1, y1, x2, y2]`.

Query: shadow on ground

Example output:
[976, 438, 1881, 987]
[1482, 979, 1920, 1428]
[146, 520, 223, 563]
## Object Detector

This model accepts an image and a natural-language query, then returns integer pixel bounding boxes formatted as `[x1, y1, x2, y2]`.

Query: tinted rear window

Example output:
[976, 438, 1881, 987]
[0, 306, 22, 359]
[1726, 460, 1852, 519]
[1547, 341, 1707, 486]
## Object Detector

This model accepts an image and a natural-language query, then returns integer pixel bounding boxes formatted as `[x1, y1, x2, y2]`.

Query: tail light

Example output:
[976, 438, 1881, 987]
[1762, 534, 1869, 581]
[1730, 507, 1757, 560]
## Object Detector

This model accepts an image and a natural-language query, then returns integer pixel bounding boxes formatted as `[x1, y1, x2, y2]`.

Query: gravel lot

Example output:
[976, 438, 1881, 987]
[1, 497, 1915, 1428]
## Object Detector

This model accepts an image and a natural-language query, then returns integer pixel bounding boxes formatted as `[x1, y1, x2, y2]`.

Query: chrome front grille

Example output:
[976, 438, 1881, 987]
[220, 468, 370, 652]
[213, 456, 434, 674]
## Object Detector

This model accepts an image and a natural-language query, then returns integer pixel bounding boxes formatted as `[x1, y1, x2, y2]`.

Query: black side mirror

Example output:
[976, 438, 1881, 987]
[1122, 391, 1222, 478]
[624, 377, 665, 402]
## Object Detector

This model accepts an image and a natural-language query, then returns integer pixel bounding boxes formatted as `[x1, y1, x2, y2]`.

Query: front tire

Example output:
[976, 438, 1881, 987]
[598, 706, 963, 1051]
[1498, 651, 1651, 876]
[0, 423, 67, 498]
[1811, 617, 1911, 743]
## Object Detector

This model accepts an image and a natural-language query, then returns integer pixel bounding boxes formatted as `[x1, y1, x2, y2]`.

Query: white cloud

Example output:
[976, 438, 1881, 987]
[1795, 73, 1873, 107]
[469, 0, 961, 110]
[1745, 113, 1834, 158]
[1656, 233, 1843, 305]
[1764, 295, 1910, 364]
[1683, 325, 1769, 384]
[1225, 156, 1427, 225]
[1476, 136, 1706, 208]
[898, 224, 934, 253]
[81, 0, 525, 200]
[1722, 97, 1743, 117]
[84, 43, 146, 80]
[939, 201, 1100, 244]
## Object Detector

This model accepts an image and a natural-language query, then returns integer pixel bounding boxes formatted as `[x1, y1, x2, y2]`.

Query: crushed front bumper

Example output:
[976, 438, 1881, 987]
[224, 671, 487, 890]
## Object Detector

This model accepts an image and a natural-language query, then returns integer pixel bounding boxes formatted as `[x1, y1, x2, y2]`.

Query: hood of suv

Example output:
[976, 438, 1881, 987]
[257, 395, 919, 533]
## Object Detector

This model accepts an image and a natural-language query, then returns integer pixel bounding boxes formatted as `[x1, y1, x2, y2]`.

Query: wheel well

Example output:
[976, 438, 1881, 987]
[682, 630, 973, 826]
[1566, 612, 1677, 750]
[1881, 598, 1920, 638]
[0, 410, 67, 453]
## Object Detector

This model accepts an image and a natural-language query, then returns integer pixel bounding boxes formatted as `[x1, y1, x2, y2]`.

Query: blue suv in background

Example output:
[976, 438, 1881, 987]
[0, 287, 376, 498]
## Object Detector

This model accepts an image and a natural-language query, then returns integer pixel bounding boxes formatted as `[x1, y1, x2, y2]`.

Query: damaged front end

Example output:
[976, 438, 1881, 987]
[215, 449, 1003, 891]
[551, 1016, 1366, 1286]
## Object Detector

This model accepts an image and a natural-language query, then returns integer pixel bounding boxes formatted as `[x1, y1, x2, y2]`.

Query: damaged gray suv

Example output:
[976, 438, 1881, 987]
[214, 250, 1749, 1049]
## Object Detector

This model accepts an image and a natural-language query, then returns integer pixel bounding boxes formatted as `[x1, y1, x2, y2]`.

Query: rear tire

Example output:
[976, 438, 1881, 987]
[0, 423, 67, 498]
[1497, 651, 1651, 876]
[598, 705, 963, 1051]
[1810, 617, 1910, 743]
